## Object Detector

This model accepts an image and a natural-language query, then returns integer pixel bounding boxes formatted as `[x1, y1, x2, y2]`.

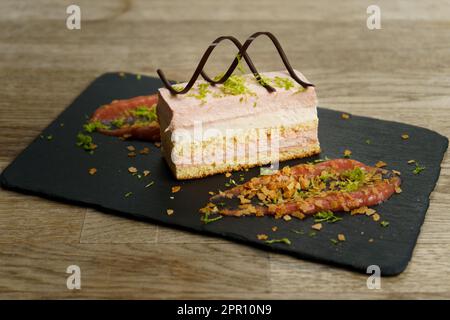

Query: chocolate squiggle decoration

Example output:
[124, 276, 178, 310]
[157, 32, 314, 95]
[157, 36, 274, 94]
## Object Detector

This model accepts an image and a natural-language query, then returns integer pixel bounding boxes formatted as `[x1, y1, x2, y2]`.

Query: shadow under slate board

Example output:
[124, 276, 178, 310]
[1, 73, 448, 276]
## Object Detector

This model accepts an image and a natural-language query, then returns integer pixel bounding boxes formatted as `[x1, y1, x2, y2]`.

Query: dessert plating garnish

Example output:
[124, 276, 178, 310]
[203, 159, 401, 220]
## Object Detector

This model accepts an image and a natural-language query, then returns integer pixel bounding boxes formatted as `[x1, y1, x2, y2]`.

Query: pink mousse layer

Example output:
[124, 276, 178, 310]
[157, 70, 317, 132]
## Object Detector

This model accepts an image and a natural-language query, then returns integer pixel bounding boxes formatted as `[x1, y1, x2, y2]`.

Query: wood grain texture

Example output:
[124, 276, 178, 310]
[0, 0, 449, 299]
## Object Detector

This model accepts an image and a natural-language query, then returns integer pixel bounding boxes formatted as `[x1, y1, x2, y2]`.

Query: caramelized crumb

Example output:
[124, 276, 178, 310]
[128, 166, 138, 174]
[341, 113, 350, 119]
[338, 234, 346, 241]
[128, 152, 136, 158]
[272, 226, 278, 232]
[225, 172, 232, 178]
[401, 134, 409, 140]
[238, 195, 251, 204]
[171, 186, 181, 193]
[372, 213, 381, 222]
[351, 206, 368, 215]
[283, 215, 292, 222]
[88, 168, 97, 175]
[311, 223, 323, 231]
[257, 234, 268, 241]
[395, 186, 402, 194]
[166, 209, 174, 216]
[143, 170, 150, 177]
[375, 161, 387, 168]
[126, 145, 136, 151]
[154, 142, 161, 148]
[140, 147, 150, 155]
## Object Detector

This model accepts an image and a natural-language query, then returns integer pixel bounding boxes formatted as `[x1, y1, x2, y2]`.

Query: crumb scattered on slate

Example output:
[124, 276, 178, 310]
[257, 234, 268, 240]
[312, 223, 323, 231]
[128, 166, 137, 174]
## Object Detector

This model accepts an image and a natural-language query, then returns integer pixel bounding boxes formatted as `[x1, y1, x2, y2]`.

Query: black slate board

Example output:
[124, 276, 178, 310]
[1, 73, 447, 276]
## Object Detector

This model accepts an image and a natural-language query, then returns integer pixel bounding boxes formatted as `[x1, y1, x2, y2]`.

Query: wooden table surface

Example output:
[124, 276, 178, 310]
[1, 0, 449, 299]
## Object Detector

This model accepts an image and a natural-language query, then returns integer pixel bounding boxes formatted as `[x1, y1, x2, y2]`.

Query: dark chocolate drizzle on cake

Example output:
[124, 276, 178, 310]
[157, 32, 315, 95]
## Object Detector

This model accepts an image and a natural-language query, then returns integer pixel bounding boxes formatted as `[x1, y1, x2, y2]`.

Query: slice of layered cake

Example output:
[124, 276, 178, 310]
[157, 70, 320, 180]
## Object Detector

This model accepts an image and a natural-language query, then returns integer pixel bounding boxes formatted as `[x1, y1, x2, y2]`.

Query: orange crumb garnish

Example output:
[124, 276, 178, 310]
[166, 209, 174, 216]
[291, 212, 306, 220]
[311, 223, 323, 231]
[392, 170, 401, 175]
[372, 213, 381, 222]
[283, 215, 292, 221]
[238, 195, 251, 204]
[88, 168, 97, 175]
[408, 160, 416, 164]
[257, 234, 268, 241]
[128, 166, 138, 174]
[128, 152, 136, 158]
[395, 186, 402, 194]
[375, 161, 387, 168]
[401, 134, 409, 140]
[341, 113, 350, 119]
[140, 147, 150, 155]
[338, 234, 346, 241]
[171, 186, 181, 193]
[143, 170, 150, 177]
[351, 206, 368, 215]
[126, 145, 135, 151]
[154, 142, 161, 148]
[208, 191, 215, 196]
[225, 172, 232, 178]
[272, 226, 278, 232]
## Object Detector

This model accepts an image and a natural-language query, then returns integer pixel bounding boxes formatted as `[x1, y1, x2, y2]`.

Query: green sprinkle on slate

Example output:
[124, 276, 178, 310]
[413, 162, 425, 175]
[380, 221, 390, 227]
[314, 210, 342, 223]
[201, 215, 223, 224]
[76, 133, 97, 152]
[266, 238, 291, 245]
